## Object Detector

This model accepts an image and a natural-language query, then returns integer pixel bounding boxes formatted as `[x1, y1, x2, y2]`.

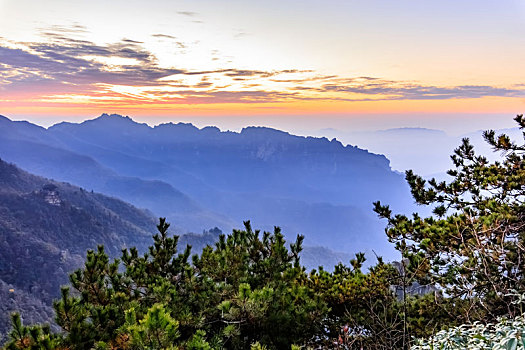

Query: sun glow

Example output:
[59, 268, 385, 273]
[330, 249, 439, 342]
[0, 0, 523, 123]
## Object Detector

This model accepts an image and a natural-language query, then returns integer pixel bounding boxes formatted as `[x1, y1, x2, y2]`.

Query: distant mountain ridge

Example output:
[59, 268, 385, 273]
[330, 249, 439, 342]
[376, 127, 448, 136]
[0, 113, 412, 258]
[0, 115, 233, 235]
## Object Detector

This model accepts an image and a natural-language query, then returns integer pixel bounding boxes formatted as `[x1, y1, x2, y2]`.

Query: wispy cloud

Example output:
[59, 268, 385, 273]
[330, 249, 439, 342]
[39, 24, 88, 35]
[151, 33, 187, 49]
[1, 30, 524, 108]
[318, 78, 525, 100]
[177, 11, 198, 17]
[0, 33, 181, 91]
[152, 34, 177, 39]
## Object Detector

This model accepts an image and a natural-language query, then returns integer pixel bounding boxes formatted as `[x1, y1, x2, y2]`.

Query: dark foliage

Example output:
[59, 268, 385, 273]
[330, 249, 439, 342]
[0, 159, 156, 340]
[2, 217, 454, 349]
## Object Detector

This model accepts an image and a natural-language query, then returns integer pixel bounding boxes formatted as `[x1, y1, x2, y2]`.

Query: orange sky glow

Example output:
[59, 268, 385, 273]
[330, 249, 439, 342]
[1, 0, 524, 132]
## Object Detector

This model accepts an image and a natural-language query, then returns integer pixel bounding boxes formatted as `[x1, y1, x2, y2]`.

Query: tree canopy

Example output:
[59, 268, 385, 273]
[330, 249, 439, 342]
[375, 114, 525, 322]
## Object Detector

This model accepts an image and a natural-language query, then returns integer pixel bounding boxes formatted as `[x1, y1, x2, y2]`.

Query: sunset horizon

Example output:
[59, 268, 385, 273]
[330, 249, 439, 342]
[1, 0, 524, 133]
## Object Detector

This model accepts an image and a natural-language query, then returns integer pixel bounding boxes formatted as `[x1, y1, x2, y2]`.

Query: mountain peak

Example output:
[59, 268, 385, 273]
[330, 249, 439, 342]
[240, 126, 292, 138]
[95, 113, 137, 124]
[154, 121, 199, 131]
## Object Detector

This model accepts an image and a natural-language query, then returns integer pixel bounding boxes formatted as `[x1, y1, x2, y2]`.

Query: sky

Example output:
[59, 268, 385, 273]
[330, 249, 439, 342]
[1, 0, 525, 134]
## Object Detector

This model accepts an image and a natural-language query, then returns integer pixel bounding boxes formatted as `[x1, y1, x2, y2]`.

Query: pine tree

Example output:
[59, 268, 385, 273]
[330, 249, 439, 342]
[374, 114, 525, 322]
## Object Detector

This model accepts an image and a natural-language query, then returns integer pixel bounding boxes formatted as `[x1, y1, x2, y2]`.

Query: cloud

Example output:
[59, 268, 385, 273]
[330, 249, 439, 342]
[176, 68, 312, 79]
[319, 78, 525, 100]
[1, 31, 524, 107]
[122, 38, 144, 44]
[177, 11, 198, 17]
[175, 11, 202, 24]
[137, 89, 306, 104]
[0, 34, 184, 93]
[270, 74, 337, 84]
[39, 24, 88, 35]
[152, 34, 177, 39]
[151, 34, 186, 49]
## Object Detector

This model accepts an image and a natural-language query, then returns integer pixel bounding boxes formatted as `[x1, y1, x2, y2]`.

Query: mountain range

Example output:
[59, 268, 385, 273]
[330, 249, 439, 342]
[0, 113, 414, 259]
[0, 113, 424, 338]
